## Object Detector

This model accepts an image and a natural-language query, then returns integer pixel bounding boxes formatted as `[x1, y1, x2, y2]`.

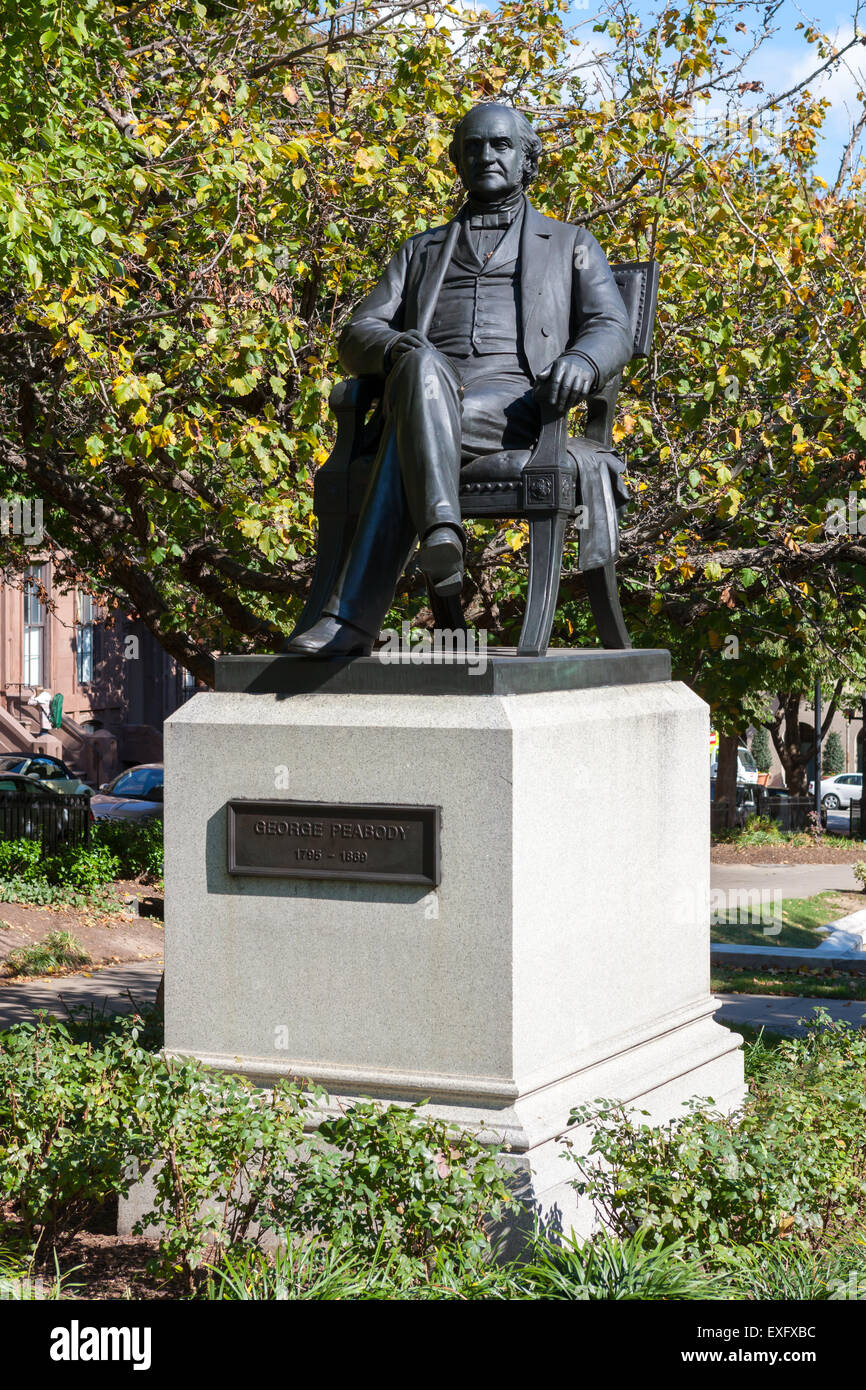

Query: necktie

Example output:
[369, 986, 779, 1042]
[468, 211, 514, 230]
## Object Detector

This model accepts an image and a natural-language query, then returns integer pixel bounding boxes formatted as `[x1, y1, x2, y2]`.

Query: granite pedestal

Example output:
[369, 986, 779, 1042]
[121, 648, 745, 1247]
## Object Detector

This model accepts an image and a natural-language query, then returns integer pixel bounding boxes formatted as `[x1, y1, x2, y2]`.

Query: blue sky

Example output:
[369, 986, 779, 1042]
[566, 0, 866, 183]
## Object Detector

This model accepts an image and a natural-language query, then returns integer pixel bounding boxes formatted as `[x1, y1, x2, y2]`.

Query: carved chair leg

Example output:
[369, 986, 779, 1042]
[517, 512, 568, 657]
[583, 559, 632, 649]
[427, 585, 468, 634]
[286, 514, 356, 641]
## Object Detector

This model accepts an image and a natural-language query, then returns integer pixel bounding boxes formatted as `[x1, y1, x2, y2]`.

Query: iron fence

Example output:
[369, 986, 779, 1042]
[755, 788, 822, 833]
[0, 790, 91, 853]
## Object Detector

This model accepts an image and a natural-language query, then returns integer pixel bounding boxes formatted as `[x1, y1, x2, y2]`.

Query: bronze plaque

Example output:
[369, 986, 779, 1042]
[226, 800, 440, 887]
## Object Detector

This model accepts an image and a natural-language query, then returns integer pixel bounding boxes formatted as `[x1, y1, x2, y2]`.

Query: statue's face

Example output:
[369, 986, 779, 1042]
[454, 107, 525, 202]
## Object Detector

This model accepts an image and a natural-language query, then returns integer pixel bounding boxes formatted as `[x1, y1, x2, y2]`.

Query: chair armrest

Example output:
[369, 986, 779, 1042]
[326, 377, 384, 471]
[582, 374, 621, 449]
[525, 402, 567, 472]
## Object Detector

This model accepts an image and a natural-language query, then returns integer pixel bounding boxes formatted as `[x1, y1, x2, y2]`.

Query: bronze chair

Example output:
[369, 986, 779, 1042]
[293, 260, 659, 655]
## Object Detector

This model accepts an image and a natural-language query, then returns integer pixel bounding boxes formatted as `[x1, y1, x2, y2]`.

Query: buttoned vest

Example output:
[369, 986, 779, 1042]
[427, 213, 523, 359]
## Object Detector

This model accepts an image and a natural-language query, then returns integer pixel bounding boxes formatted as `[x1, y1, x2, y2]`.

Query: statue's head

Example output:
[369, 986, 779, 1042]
[448, 103, 542, 202]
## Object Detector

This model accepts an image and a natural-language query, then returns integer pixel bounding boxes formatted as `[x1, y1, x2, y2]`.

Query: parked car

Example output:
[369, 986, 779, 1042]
[90, 763, 164, 821]
[0, 753, 90, 796]
[710, 779, 758, 829]
[0, 773, 91, 847]
[806, 773, 862, 809]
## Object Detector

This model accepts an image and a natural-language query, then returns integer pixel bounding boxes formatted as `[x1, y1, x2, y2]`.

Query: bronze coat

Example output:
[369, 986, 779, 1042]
[338, 201, 633, 388]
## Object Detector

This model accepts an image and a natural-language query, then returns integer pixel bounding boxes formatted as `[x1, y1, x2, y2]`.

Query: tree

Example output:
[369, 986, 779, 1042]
[1, 0, 865, 694]
[824, 730, 845, 776]
[750, 725, 772, 775]
[760, 686, 843, 795]
[714, 732, 740, 830]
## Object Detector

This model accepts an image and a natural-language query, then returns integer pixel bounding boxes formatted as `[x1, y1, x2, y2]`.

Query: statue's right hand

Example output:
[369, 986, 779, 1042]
[386, 330, 433, 367]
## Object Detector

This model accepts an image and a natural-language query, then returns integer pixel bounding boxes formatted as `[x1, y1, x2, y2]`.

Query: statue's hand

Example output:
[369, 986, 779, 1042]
[534, 356, 596, 413]
[386, 330, 434, 368]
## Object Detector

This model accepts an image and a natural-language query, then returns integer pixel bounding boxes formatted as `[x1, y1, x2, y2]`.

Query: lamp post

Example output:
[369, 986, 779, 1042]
[814, 678, 822, 825]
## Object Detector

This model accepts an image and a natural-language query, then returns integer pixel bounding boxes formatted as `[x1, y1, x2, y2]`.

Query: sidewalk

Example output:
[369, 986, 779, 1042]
[1, 961, 862, 1042]
[0, 959, 162, 1031]
[711, 862, 861, 897]
[714, 992, 866, 1036]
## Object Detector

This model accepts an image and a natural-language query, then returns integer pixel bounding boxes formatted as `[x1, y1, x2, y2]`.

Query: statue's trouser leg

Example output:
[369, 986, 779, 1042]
[386, 346, 463, 538]
[323, 347, 462, 639]
[322, 352, 539, 640]
[323, 428, 417, 639]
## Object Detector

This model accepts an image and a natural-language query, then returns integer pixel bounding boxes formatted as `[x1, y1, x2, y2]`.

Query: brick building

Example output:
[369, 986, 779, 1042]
[0, 560, 197, 785]
[746, 700, 865, 788]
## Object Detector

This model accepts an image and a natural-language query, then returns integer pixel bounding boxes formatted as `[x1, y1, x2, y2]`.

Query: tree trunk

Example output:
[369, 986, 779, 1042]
[715, 733, 740, 829]
[767, 683, 843, 794]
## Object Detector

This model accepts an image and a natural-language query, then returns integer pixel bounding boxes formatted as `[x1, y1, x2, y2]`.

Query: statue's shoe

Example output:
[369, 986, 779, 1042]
[417, 526, 464, 597]
[283, 615, 373, 658]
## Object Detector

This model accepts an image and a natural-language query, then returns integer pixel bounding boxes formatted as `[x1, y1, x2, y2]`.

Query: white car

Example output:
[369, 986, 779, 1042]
[807, 773, 862, 808]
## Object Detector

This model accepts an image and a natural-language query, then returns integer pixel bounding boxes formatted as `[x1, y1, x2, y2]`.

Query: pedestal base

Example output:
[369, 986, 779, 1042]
[121, 650, 745, 1246]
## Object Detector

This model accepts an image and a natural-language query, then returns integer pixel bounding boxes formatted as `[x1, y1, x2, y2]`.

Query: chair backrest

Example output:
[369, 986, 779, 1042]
[611, 261, 660, 359]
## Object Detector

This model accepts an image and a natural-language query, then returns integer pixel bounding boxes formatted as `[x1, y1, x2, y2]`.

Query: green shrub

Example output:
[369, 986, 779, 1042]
[0, 826, 160, 903]
[286, 1101, 513, 1271]
[0, 840, 42, 879]
[42, 842, 120, 893]
[0, 1018, 144, 1239]
[750, 725, 773, 774]
[128, 1057, 312, 1292]
[823, 731, 845, 778]
[93, 819, 163, 882]
[130, 1068, 513, 1291]
[567, 1015, 866, 1255]
[0, 836, 122, 905]
[5, 931, 90, 978]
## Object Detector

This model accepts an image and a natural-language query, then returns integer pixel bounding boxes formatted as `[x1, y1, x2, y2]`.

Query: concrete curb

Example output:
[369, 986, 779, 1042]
[711, 946, 866, 973]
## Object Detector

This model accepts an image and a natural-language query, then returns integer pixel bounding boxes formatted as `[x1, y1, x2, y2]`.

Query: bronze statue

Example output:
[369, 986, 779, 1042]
[286, 103, 635, 657]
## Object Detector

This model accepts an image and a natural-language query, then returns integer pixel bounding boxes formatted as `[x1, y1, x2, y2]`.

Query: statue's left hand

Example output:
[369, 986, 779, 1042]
[534, 356, 595, 413]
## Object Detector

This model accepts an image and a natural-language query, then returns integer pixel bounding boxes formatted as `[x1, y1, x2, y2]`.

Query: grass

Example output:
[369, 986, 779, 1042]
[0, 1248, 72, 1300]
[712, 966, 866, 1000]
[711, 889, 865, 948]
[5, 930, 91, 978]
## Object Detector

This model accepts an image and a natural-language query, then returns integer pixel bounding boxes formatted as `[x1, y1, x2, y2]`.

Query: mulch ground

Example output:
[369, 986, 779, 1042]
[711, 842, 866, 865]
[47, 1233, 180, 1300]
[3, 1199, 183, 1300]
[0, 880, 164, 978]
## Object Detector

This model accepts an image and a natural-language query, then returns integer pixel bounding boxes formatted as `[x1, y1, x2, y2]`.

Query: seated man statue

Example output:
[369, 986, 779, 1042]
[286, 102, 633, 657]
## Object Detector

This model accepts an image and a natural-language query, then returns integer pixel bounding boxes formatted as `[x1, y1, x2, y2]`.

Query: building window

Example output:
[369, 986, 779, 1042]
[23, 564, 47, 687]
[76, 592, 97, 684]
